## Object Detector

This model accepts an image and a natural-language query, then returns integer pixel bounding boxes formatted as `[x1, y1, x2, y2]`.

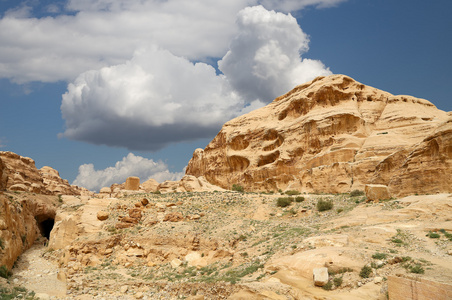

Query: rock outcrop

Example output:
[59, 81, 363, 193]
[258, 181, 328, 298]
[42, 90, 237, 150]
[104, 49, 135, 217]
[157, 175, 224, 194]
[0, 156, 7, 191]
[39, 166, 81, 195]
[0, 193, 58, 269]
[0, 151, 83, 196]
[186, 75, 451, 196]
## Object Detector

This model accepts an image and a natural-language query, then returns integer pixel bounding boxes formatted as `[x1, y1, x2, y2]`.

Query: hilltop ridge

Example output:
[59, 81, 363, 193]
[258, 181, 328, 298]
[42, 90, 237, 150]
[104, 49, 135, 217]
[186, 74, 452, 197]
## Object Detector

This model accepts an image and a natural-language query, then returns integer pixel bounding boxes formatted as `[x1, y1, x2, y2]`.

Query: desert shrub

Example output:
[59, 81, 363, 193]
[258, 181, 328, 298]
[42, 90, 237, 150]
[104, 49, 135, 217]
[285, 190, 301, 196]
[408, 264, 425, 274]
[322, 280, 333, 290]
[276, 197, 292, 207]
[0, 265, 11, 279]
[317, 198, 334, 212]
[333, 276, 343, 287]
[359, 265, 372, 278]
[232, 184, 244, 193]
[372, 252, 388, 260]
[426, 231, 440, 239]
[336, 208, 343, 213]
[350, 190, 365, 197]
[294, 196, 305, 202]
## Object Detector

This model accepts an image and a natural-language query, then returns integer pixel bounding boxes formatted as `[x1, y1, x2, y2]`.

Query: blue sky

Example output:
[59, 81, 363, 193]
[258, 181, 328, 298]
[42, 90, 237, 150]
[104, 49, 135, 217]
[1, 0, 451, 191]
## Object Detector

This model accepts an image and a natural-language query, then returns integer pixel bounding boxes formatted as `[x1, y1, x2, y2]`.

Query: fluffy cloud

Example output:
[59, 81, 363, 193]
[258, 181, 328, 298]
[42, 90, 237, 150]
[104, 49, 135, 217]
[0, 0, 342, 83]
[0, 0, 249, 83]
[72, 153, 184, 192]
[219, 6, 331, 102]
[60, 47, 248, 150]
[60, 5, 331, 150]
[259, 0, 347, 12]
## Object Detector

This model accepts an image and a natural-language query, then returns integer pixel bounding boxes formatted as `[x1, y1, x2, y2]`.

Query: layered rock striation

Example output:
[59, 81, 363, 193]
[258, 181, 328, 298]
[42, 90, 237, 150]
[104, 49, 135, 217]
[0, 151, 85, 196]
[186, 75, 452, 196]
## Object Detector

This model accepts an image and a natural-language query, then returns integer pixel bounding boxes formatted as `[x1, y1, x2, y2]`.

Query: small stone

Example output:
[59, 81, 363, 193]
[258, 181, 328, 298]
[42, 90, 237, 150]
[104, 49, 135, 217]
[134, 292, 144, 299]
[97, 211, 109, 221]
[374, 277, 383, 284]
[171, 258, 182, 268]
[120, 286, 128, 293]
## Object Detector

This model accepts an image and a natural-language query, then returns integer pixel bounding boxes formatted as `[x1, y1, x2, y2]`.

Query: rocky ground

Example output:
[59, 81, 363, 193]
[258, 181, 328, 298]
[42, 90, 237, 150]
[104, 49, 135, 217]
[1, 190, 452, 299]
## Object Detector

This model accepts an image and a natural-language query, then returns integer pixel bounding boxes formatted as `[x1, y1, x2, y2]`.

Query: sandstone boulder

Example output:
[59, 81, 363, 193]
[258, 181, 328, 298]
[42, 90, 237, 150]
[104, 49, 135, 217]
[125, 176, 140, 190]
[97, 211, 109, 221]
[365, 184, 391, 202]
[313, 267, 329, 287]
[186, 75, 451, 196]
[164, 212, 184, 222]
[141, 178, 159, 192]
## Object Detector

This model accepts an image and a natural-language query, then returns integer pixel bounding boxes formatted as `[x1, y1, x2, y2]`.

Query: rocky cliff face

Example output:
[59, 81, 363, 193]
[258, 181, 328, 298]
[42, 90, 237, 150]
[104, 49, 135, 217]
[0, 151, 82, 196]
[0, 157, 7, 191]
[186, 75, 451, 196]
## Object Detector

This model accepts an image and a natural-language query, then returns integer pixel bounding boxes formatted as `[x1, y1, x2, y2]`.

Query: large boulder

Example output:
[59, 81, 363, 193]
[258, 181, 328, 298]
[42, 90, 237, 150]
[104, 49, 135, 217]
[125, 176, 140, 190]
[186, 75, 451, 196]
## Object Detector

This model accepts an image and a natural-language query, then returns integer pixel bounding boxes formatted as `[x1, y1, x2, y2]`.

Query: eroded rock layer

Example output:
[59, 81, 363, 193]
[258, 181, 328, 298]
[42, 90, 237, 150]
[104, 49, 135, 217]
[186, 75, 451, 196]
[0, 151, 85, 195]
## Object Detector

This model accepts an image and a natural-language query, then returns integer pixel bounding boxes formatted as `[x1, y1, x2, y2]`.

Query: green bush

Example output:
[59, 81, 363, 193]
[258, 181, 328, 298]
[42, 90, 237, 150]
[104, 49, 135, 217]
[322, 280, 333, 290]
[408, 264, 425, 274]
[0, 265, 12, 279]
[426, 231, 440, 239]
[276, 197, 292, 207]
[333, 276, 343, 287]
[232, 184, 244, 193]
[285, 190, 301, 196]
[350, 190, 365, 197]
[372, 252, 388, 260]
[317, 198, 334, 212]
[359, 265, 372, 278]
[294, 196, 305, 202]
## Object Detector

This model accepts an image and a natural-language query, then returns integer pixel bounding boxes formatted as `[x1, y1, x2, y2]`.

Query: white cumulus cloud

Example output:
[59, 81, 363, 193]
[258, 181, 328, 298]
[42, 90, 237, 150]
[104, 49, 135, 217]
[72, 153, 184, 192]
[60, 47, 247, 150]
[60, 6, 331, 150]
[219, 5, 331, 102]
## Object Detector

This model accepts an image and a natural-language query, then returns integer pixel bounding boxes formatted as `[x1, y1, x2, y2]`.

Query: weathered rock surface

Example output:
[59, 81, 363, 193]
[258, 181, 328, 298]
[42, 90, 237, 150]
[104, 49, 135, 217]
[0, 192, 58, 269]
[0, 156, 7, 191]
[125, 176, 140, 190]
[186, 75, 451, 196]
[141, 178, 159, 192]
[158, 175, 224, 194]
[39, 166, 81, 196]
[0, 151, 84, 196]
[388, 275, 452, 300]
[312, 267, 329, 287]
[365, 184, 391, 202]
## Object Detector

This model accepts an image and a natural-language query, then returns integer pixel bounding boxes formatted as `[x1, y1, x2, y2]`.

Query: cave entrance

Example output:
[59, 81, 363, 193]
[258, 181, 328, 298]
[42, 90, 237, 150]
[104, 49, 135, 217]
[36, 217, 55, 240]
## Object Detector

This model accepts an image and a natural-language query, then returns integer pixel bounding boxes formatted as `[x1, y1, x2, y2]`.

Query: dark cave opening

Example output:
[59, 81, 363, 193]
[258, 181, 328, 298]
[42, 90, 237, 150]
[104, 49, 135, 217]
[38, 218, 55, 240]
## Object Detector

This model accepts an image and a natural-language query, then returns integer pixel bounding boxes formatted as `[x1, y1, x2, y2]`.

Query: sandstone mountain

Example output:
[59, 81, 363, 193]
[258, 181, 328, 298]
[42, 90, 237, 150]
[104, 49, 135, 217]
[0, 151, 90, 196]
[186, 74, 452, 197]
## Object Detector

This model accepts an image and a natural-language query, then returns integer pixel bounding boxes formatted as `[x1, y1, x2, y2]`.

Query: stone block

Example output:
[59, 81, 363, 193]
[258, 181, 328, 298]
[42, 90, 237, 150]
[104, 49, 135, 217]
[125, 176, 140, 190]
[365, 184, 391, 202]
[313, 267, 329, 287]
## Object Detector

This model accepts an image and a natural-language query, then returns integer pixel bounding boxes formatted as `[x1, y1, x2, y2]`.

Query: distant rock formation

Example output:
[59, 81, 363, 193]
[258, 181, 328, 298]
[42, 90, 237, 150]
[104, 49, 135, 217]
[0, 151, 88, 196]
[186, 74, 452, 197]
